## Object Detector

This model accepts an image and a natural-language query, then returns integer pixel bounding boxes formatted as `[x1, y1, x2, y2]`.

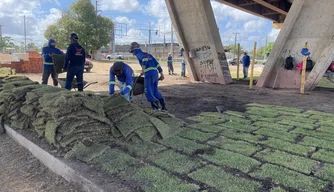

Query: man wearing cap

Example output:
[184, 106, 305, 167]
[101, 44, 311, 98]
[64, 33, 86, 91]
[41, 39, 63, 86]
[109, 62, 134, 101]
[129, 42, 167, 110]
[167, 53, 174, 75]
[242, 51, 250, 79]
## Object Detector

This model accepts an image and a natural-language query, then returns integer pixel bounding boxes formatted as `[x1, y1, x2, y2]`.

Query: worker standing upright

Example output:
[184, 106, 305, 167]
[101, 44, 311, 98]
[64, 33, 86, 91]
[109, 61, 134, 101]
[167, 53, 174, 75]
[41, 39, 63, 86]
[179, 48, 186, 77]
[242, 51, 250, 79]
[129, 42, 167, 110]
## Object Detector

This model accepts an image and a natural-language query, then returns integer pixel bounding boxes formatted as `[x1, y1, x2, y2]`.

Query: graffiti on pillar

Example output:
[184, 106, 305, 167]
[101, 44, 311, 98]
[194, 45, 220, 83]
[195, 46, 212, 60]
[217, 52, 232, 83]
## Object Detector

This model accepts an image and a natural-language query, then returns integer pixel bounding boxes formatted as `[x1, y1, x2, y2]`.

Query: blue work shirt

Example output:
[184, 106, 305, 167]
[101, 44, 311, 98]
[133, 48, 162, 77]
[64, 42, 86, 69]
[242, 55, 250, 67]
[167, 55, 172, 65]
[109, 63, 134, 95]
[41, 39, 63, 69]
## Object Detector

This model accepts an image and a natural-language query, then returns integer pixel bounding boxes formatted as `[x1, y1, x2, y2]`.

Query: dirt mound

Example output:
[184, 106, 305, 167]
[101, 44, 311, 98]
[0, 75, 185, 151]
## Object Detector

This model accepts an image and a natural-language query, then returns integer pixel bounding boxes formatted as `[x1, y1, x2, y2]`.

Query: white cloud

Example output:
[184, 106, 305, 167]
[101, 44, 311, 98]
[268, 28, 280, 41]
[114, 16, 135, 25]
[244, 20, 266, 32]
[143, 0, 169, 19]
[101, 0, 140, 12]
[211, 1, 257, 21]
[115, 28, 145, 44]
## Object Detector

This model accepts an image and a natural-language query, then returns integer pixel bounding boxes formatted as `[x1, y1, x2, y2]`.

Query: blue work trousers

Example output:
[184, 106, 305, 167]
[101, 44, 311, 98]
[144, 74, 163, 103]
[65, 66, 84, 91]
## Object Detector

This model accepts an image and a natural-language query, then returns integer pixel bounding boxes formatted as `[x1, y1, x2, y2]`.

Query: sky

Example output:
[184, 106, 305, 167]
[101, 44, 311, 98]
[0, 0, 281, 51]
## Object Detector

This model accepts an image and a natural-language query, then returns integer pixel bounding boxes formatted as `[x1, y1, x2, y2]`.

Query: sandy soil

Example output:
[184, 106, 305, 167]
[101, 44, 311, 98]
[0, 134, 79, 192]
[24, 60, 334, 121]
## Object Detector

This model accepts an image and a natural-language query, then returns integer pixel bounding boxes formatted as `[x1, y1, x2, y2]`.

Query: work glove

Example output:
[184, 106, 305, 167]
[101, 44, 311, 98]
[159, 73, 165, 81]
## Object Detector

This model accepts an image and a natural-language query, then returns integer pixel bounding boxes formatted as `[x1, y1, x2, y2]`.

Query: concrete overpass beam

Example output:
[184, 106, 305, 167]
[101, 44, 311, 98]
[165, 0, 232, 84]
[257, 0, 334, 90]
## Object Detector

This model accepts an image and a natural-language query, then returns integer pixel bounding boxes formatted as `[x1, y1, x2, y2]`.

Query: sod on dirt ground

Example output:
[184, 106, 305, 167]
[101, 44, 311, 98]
[59, 104, 334, 191]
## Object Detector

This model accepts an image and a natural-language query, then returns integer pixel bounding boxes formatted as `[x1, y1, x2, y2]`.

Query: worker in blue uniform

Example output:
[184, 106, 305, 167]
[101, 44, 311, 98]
[63, 33, 86, 91]
[129, 42, 167, 110]
[109, 62, 134, 101]
[41, 39, 63, 86]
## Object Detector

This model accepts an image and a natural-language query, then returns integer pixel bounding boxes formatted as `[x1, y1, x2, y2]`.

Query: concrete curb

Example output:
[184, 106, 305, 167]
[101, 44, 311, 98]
[4, 125, 132, 192]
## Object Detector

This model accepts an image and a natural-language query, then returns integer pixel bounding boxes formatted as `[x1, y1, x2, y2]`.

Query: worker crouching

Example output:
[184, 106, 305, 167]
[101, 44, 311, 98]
[109, 62, 134, 101]
[130, 42, 167, 110]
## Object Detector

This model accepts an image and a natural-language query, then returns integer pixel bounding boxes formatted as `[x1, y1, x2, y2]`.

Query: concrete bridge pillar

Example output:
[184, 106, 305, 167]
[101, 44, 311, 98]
[257, 0, 334, 90]
[165, 0, 232, 84]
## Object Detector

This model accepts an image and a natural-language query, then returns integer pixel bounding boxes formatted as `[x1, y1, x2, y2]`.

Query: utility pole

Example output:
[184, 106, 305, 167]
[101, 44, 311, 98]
[148, 22, 151, 54]
[24, 15, 27, 52]
[0, 24, 3, 53]
[233, 32, 239, 58]
[170, 22, 174, 57]
[264, 35, 268, 60]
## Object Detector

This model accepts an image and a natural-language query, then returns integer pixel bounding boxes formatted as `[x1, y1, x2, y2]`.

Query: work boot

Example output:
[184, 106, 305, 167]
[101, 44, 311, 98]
[151, 101, 160, 110]
[159, 98, 167, 110]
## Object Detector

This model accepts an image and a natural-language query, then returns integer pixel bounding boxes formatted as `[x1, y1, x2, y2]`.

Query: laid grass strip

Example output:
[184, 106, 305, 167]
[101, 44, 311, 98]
[299, 136, 334, 150]
[121, 166, 199, 192]
[161, 136, 209, 155]
[276, 115, 315, 124]
[260, 138, 315, 156]
[315, 164, 334, 181]
[248, 115, 277, 122]
[255, 128, 297, 142]
[201, 148, 261, 173]
[189, 165, 261, 192]
[292, 128, 334, 141]
[187, 115, 224, 125]
[221, 129, 262, 143]
[250, 164, 327, 191]
[317, 126, 334, 134]
[270, 187, 287, 192]
[312, 149, 334, 163]
[304, 110, 334, 119]
[254, 149, 319, 174]
[208, 136, 261, 156]
[92, 148, 138, 174]
[151, 150, 202, 174]
[189, 123, 227, 133]
[219, 121, 258, 133]
[276, 120, 315, 129]
[178, 128, 216, 142]
[251, 121, 292, 132]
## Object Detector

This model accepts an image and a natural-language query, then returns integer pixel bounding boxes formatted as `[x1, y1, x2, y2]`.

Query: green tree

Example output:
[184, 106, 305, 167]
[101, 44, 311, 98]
[256, 42, 275, 59]
[28, 42, 40, 52]
[0, 36, 15, 52]
[228, 44, 245, 55]
[44, 0, 113, 53]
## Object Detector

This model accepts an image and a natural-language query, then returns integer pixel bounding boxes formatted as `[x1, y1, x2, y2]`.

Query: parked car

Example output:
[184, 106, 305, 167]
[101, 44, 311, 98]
[227, 58, 242, 66]
[106, 53, 124, 60]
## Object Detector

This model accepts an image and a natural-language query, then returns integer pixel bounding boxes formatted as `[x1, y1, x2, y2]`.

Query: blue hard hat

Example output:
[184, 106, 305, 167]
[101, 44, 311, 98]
[69, 33, 79, 40]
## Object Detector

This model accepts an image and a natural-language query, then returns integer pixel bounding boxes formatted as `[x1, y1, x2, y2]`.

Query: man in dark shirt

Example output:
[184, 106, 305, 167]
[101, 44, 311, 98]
[64, 33, 86, 91]
[242, 51, 250, 79]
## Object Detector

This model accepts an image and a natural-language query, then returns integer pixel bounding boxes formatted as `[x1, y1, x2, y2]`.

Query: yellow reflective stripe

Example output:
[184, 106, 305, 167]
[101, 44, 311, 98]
[126, 85, 132, 90]
[144, 67, 157, 72]
[109, 81, 115, 85]
[43, 62, 54, 65]
[156, 64, 161, 68]
[142, 58, 148, 62]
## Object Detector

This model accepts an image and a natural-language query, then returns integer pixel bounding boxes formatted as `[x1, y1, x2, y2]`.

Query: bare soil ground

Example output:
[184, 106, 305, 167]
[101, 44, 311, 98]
[25, 60, 334, 120]
[2, 60, 333, 192]
[0, 134, 79, 192]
